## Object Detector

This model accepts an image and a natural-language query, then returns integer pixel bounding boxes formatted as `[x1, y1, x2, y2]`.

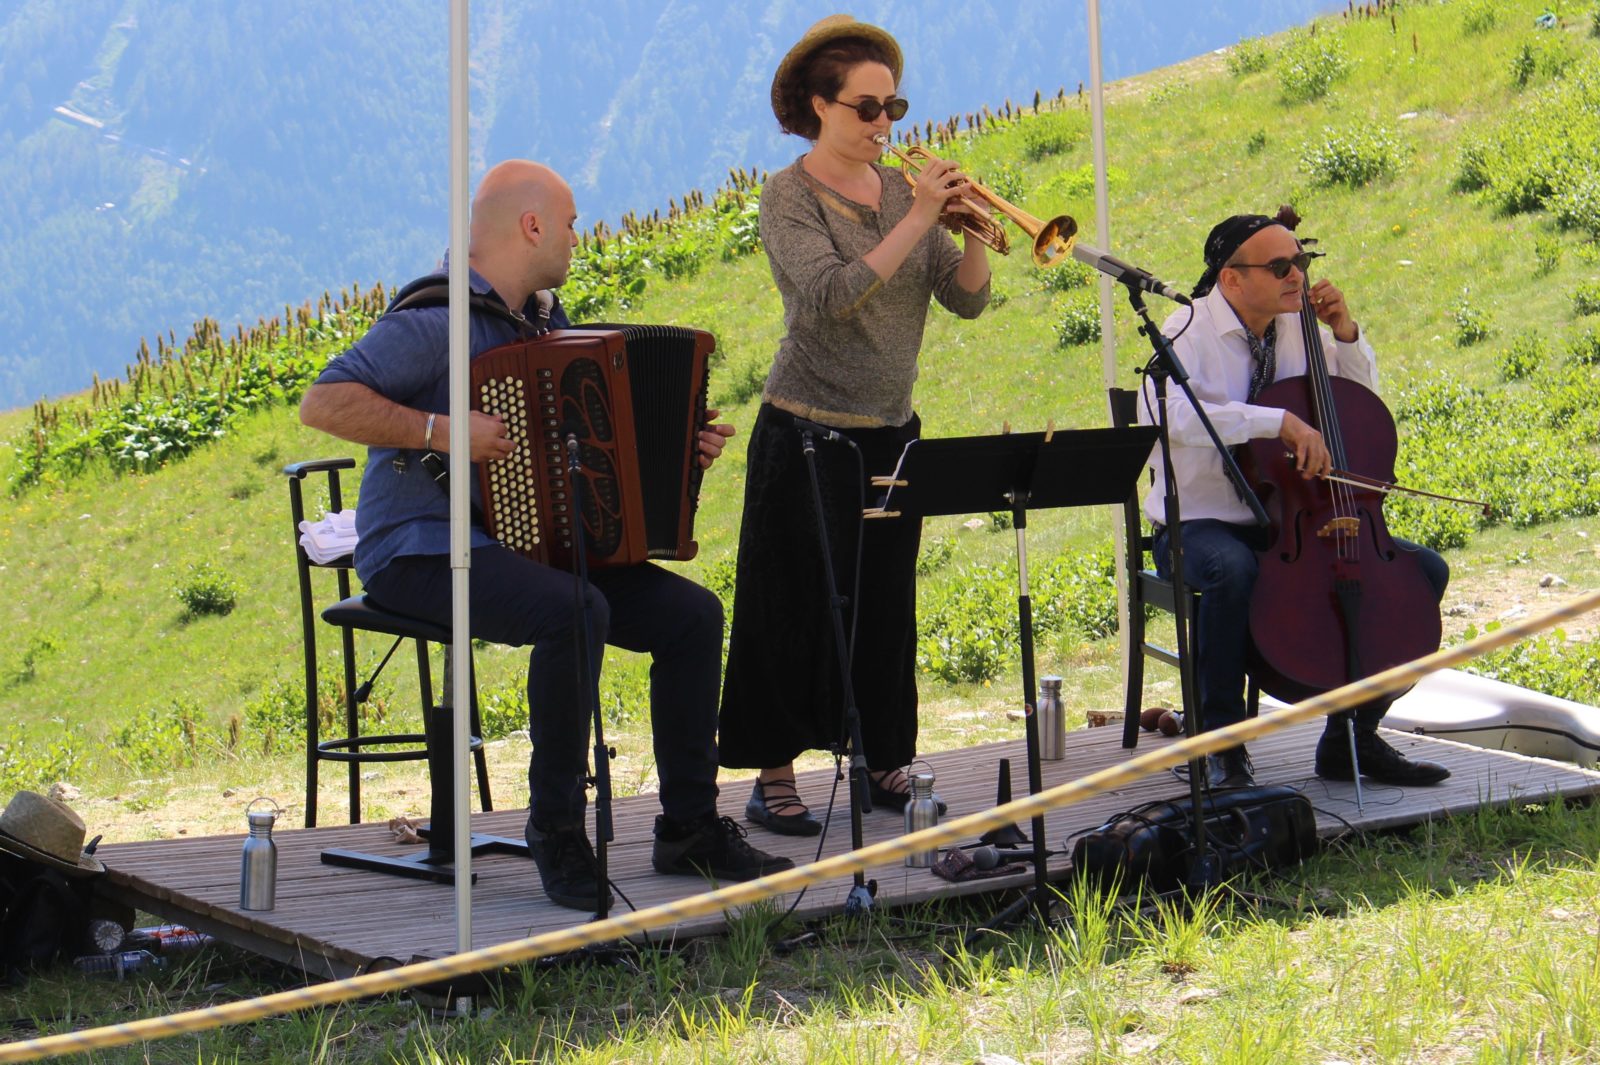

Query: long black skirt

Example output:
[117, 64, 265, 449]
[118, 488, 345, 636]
[718, 403, 922, 770]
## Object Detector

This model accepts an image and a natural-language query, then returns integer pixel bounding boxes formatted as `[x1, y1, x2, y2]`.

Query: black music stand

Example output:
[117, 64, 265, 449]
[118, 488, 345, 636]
[870, 426, 1158, 925]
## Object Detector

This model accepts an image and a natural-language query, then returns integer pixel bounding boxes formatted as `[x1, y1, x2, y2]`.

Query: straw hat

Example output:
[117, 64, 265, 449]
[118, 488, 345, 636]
[0, 790, 105, 877]
[769, 14, 904, 125]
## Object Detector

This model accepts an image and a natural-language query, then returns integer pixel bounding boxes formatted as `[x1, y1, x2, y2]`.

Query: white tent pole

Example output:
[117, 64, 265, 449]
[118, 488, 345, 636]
[447, 0, 473, 958]
[1084, 0, 1132, 695]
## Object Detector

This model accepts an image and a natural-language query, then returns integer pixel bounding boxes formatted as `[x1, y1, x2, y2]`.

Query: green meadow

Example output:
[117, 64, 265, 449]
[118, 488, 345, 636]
[2, 1, 1600, 1060]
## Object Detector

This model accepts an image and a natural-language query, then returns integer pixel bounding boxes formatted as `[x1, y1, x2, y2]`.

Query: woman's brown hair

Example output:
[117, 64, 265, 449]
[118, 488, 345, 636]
[774, 37, 895, 140]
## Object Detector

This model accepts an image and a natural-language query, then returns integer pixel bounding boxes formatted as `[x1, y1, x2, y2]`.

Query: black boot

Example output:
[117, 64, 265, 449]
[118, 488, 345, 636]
[1205, 745, 1255, 789]
[1315, 726, 1450, 786]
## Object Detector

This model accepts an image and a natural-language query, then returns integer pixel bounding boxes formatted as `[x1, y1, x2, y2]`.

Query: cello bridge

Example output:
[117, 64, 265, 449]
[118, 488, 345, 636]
[1317, 516, 1361, 539]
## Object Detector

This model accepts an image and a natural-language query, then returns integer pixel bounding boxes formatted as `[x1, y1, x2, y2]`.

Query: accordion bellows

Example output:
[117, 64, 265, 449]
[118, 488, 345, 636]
[471, 325, 713, 571]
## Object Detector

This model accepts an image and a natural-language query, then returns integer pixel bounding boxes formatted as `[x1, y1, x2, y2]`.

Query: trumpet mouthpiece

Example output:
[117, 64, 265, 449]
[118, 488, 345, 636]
[873, 134, 890, 146]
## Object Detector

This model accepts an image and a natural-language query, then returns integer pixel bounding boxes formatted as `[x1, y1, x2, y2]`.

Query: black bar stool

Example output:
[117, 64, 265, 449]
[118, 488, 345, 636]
[1108, 389, 1257, 750]
[285, 459, 493, 827]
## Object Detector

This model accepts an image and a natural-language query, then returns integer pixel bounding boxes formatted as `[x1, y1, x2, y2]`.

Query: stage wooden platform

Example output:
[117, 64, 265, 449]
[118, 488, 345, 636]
[96, 720, 1600, 979]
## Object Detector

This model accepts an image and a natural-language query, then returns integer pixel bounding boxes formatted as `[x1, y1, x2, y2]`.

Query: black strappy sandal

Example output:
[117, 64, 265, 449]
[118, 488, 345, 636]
[744, 777, 822, 837]
[867, 768, 947, 815]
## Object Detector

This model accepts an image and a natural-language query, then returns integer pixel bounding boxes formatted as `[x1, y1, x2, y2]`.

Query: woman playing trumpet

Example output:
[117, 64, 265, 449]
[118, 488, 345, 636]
[719, 15, 991, 834]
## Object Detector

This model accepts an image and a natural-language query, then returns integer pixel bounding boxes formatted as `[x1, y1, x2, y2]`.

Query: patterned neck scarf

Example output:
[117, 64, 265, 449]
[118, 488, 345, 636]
[1245, 320, 1278, 402]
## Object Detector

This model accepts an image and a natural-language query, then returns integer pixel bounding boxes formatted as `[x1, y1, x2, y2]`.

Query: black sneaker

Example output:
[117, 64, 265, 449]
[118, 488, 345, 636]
[1315, 728, 1451, 786]
[652, 814, 796, 881]
[525, 820, 613, 912]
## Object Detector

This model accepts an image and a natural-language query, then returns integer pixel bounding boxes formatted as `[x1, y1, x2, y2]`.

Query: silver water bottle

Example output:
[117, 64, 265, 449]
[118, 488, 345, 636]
[904, 770, 940, 868]
[240, 798, 279, 911]
[1038, 676, 1066, 761]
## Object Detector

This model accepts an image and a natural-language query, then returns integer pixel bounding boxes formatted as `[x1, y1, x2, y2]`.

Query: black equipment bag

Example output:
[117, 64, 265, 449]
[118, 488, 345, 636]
[0, 852, 94, 980]
[1071, 784, 1317, 893]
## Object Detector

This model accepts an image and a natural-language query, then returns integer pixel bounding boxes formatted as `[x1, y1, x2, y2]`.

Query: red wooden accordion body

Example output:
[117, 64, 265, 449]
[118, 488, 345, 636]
[471, 325, 713, 570]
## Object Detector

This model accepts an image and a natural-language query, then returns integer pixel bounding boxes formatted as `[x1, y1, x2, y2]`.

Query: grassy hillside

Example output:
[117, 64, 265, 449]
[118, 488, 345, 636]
[2, 0, 1599, 826]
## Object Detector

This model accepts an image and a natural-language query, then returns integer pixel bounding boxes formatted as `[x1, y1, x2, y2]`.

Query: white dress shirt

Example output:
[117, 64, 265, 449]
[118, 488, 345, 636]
[1139, 284, 1379, 526]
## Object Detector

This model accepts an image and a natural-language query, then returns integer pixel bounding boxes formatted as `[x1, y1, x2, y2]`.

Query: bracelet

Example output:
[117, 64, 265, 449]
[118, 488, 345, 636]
[424, 412, 436, 452]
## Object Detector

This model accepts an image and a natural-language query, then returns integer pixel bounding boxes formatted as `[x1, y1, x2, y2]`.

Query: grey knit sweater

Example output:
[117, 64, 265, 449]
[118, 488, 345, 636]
[758, 157, 991, 428]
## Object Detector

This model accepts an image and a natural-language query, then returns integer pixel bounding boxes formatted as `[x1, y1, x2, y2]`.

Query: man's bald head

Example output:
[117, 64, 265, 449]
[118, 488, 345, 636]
[471, 161, 564, 243]
[468, 160, 579, 304]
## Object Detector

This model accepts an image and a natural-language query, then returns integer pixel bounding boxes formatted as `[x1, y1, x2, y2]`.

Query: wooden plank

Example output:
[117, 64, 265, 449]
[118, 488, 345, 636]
[95, 727, 1600, 976]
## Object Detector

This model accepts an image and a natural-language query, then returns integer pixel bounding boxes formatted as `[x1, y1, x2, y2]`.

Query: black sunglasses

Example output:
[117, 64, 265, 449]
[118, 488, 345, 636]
[1227, 250, 1324, 279]
[830, 95, 909, 122]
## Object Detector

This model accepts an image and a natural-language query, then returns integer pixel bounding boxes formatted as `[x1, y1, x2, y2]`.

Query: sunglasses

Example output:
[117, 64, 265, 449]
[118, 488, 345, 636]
[1227, 250, 1324, 279]
[830, 95, 909, 123]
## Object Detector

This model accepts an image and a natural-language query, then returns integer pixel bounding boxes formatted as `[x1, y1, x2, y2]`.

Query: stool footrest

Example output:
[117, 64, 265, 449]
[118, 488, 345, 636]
[317, 732, 485, 764]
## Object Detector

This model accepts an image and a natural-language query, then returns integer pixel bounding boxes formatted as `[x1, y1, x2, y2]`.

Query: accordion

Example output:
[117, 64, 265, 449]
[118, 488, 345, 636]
[471, 325, 713, 570]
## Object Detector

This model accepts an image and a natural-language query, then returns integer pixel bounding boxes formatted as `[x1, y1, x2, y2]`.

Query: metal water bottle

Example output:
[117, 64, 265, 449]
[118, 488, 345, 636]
[1038, 676, 1066, 761]
[240, 798, 279, 911]
[904, 770, 940, 868]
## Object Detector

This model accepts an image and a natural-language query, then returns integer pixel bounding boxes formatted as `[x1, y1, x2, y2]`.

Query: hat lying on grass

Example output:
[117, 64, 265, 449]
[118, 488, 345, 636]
[0, 790, 104, 877]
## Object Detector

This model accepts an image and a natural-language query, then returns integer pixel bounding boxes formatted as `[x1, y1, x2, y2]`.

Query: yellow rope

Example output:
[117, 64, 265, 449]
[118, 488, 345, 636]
[4, 589, 1596, 1062]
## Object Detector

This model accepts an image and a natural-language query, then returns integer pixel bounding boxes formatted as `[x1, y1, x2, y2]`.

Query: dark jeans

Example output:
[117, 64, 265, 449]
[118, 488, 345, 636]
[365, 545, 722, 828]
[1154, 519, 1449, 733]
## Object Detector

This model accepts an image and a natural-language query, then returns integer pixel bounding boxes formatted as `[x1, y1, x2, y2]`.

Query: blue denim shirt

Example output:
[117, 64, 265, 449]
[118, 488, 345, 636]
[313, 268, 569, 583]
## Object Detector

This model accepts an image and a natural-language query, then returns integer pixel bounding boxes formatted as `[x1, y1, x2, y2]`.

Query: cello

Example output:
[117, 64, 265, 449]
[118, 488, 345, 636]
[1242, 218, 1442, 705]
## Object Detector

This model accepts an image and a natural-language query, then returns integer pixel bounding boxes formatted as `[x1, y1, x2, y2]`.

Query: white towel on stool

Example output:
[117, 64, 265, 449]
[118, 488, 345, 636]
[298, 510, 358, 564]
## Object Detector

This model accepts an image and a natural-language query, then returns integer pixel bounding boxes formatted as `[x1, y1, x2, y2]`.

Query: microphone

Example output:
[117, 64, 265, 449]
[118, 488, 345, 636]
[1072, 241, 1191, 305]
[972, 845, 1039, 870]
[792, 415, 847, 445]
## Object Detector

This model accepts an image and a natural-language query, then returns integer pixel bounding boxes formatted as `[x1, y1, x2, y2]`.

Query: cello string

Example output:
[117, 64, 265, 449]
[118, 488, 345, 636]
[1300, 284, 1358, 561]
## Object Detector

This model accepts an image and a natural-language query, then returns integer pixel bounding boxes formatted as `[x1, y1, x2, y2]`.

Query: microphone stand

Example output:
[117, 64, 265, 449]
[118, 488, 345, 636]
[798, 427, 876, 915]
[1125, 285, 1267, 891]
[566, 433, 614, 921]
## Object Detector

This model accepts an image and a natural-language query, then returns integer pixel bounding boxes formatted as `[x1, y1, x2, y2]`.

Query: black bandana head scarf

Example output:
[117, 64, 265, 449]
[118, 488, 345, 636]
[1192, 213, 1281, 299]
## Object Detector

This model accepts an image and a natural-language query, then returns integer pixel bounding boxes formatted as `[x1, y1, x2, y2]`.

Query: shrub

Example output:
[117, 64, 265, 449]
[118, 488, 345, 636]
[1453, 70, 1600, 220]
[915, 536, 955, 577]
[1550, 176, 1600, 238]
[1245, 129, 1268, 155]
[984, 161, 1027, 203]
[1498, 332, 1548, 382]
[1038, 257, 1095, 292]
[1460, 0, 1497, 35]
[241, 671, 395, 754]
[477, 686, 529, 739]
[1021, 112, 1076, 161]
[712, 352, 768, 410]
[1300, 125, 1406, 187]
[1534, 234, 1563, 275]
[1277, 29, 1351, 103]
[1452, 291, 1492, 347]
[114, 701, 203, 773]
[1054, 294, 1102, 347]
[1039, 164, 1126, 203]
[7, 632, 61, 685]
[1569, 328, 1600, 365]
[1148, 79, 1189, 105]
[1573, 280, 1600, 317]
[1226, 37, 1273, 77]
[1388, 367, 1600, 548]
[1593, 5, 1600, 38]
[916, 548, 1120, 684]
[0, 726, 78, 796]
[1510, 38, 1575, 89]
[174, 561, 239, 617]
[1510, 43, 1538, 89]
[1461, 628, 1600, 705]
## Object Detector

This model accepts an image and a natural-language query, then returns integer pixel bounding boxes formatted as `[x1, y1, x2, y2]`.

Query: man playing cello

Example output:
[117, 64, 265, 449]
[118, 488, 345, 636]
[1140, 210, 1451, 789]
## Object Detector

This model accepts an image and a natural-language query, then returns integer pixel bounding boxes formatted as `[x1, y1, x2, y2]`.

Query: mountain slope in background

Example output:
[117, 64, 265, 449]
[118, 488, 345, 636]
[0, 0, 1335, 407]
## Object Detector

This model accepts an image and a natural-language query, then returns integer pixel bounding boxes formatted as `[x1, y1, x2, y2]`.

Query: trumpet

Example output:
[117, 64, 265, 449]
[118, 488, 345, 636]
[874, 134, 1077, 268]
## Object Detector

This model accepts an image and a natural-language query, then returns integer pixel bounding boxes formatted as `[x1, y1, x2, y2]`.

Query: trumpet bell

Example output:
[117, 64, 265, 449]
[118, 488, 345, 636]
[1032, 215, 1078, 269]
